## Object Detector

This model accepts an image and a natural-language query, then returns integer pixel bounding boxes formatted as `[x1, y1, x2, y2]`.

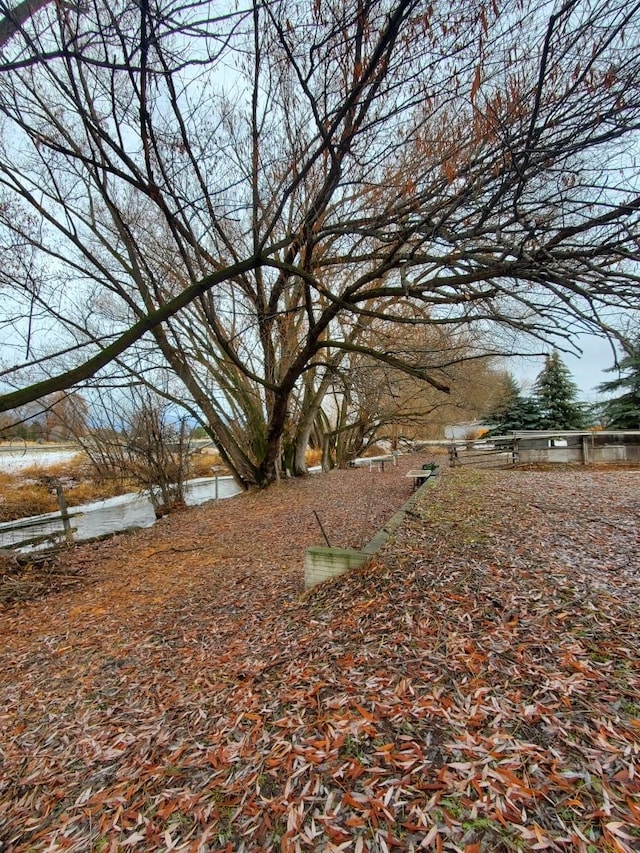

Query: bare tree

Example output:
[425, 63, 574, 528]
[0, 0, 53, 50]
[78, 390, 193, 514]
[0, 390, 87, 438]
[319, 325, 504, 465]
[0, 0, 639, 486]
[40, 390, 87, 439]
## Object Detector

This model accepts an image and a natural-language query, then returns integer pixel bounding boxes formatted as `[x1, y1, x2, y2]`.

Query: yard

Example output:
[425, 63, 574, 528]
[0, 462, 638, 852]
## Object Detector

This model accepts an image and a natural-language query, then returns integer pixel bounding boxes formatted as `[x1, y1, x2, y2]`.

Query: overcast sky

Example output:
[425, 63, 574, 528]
[509, 334, 621, 402]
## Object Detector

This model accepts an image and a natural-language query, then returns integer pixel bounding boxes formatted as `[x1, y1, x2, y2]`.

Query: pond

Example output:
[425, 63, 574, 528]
[0, 475, 242, 551]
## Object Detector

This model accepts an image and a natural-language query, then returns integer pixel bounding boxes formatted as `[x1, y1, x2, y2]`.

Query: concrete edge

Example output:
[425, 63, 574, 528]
[361, 473, 436, 555]
[304, 472, 438, 589]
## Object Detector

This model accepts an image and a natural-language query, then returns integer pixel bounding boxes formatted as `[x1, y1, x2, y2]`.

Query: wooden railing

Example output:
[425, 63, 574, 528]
[0, 484, 80, 551]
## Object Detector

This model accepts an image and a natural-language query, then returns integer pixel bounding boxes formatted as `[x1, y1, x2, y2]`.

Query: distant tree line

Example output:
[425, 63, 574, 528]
[484, 344, 640, 433]
[595, 336, 640, 430]
[0, 391, 88, 441]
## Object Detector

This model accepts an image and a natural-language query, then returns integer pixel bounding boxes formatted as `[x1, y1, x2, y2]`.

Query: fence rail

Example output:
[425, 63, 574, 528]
[0, 484, 80, 551]
[448, 441, 516, 468]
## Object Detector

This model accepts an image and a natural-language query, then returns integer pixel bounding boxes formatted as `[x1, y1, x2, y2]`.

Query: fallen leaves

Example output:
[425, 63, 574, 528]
[0, 463, 639, 851]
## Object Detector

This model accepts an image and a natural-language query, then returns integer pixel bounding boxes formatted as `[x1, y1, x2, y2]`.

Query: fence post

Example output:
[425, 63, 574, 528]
[55, 483, 74, 545]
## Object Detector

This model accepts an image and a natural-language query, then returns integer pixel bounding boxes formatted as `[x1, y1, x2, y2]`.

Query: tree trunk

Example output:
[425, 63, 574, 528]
[321, 433, 334, 472]
[292, 369, 336, 476]
[151, 329, 261, 487]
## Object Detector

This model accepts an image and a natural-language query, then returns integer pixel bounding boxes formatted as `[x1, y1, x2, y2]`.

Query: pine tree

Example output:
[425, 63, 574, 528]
[534, 351, 586, 429]
[596, 338, 640, 429]
[484, 373, 543, 433]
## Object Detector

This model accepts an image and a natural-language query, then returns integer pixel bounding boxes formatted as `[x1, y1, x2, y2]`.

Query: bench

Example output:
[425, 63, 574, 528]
[348, 454, 397, 471]
[406, 462, 439, 489]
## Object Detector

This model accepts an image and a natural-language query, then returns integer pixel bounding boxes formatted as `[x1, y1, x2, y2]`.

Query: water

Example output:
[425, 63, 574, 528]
[0, 445, 332, 550]
[0, 475, 242, 551]
[0, 445, 80, 472]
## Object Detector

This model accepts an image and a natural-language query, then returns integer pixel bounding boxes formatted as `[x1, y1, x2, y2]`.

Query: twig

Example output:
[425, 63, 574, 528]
[313, 510, 331, 547]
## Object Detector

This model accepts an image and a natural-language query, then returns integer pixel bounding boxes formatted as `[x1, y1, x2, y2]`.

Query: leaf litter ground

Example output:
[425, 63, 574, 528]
[0, 460, 639, 852]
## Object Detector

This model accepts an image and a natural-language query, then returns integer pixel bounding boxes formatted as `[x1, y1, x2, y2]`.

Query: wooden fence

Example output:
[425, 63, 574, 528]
[448, 440, 517, 468]
[0, 484, 79, 551]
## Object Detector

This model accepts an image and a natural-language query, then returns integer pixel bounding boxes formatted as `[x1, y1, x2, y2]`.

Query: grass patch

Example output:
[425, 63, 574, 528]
[0, 455, 132, 522]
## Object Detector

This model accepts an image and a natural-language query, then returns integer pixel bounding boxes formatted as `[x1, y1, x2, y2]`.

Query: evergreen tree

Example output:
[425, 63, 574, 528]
[484, 373, 543, 433]
[596, 338, 640, 429]
[534, 351, 586, 429]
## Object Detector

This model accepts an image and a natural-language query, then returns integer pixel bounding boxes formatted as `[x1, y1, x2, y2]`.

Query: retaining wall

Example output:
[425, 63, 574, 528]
[304, 473, 436, 589]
